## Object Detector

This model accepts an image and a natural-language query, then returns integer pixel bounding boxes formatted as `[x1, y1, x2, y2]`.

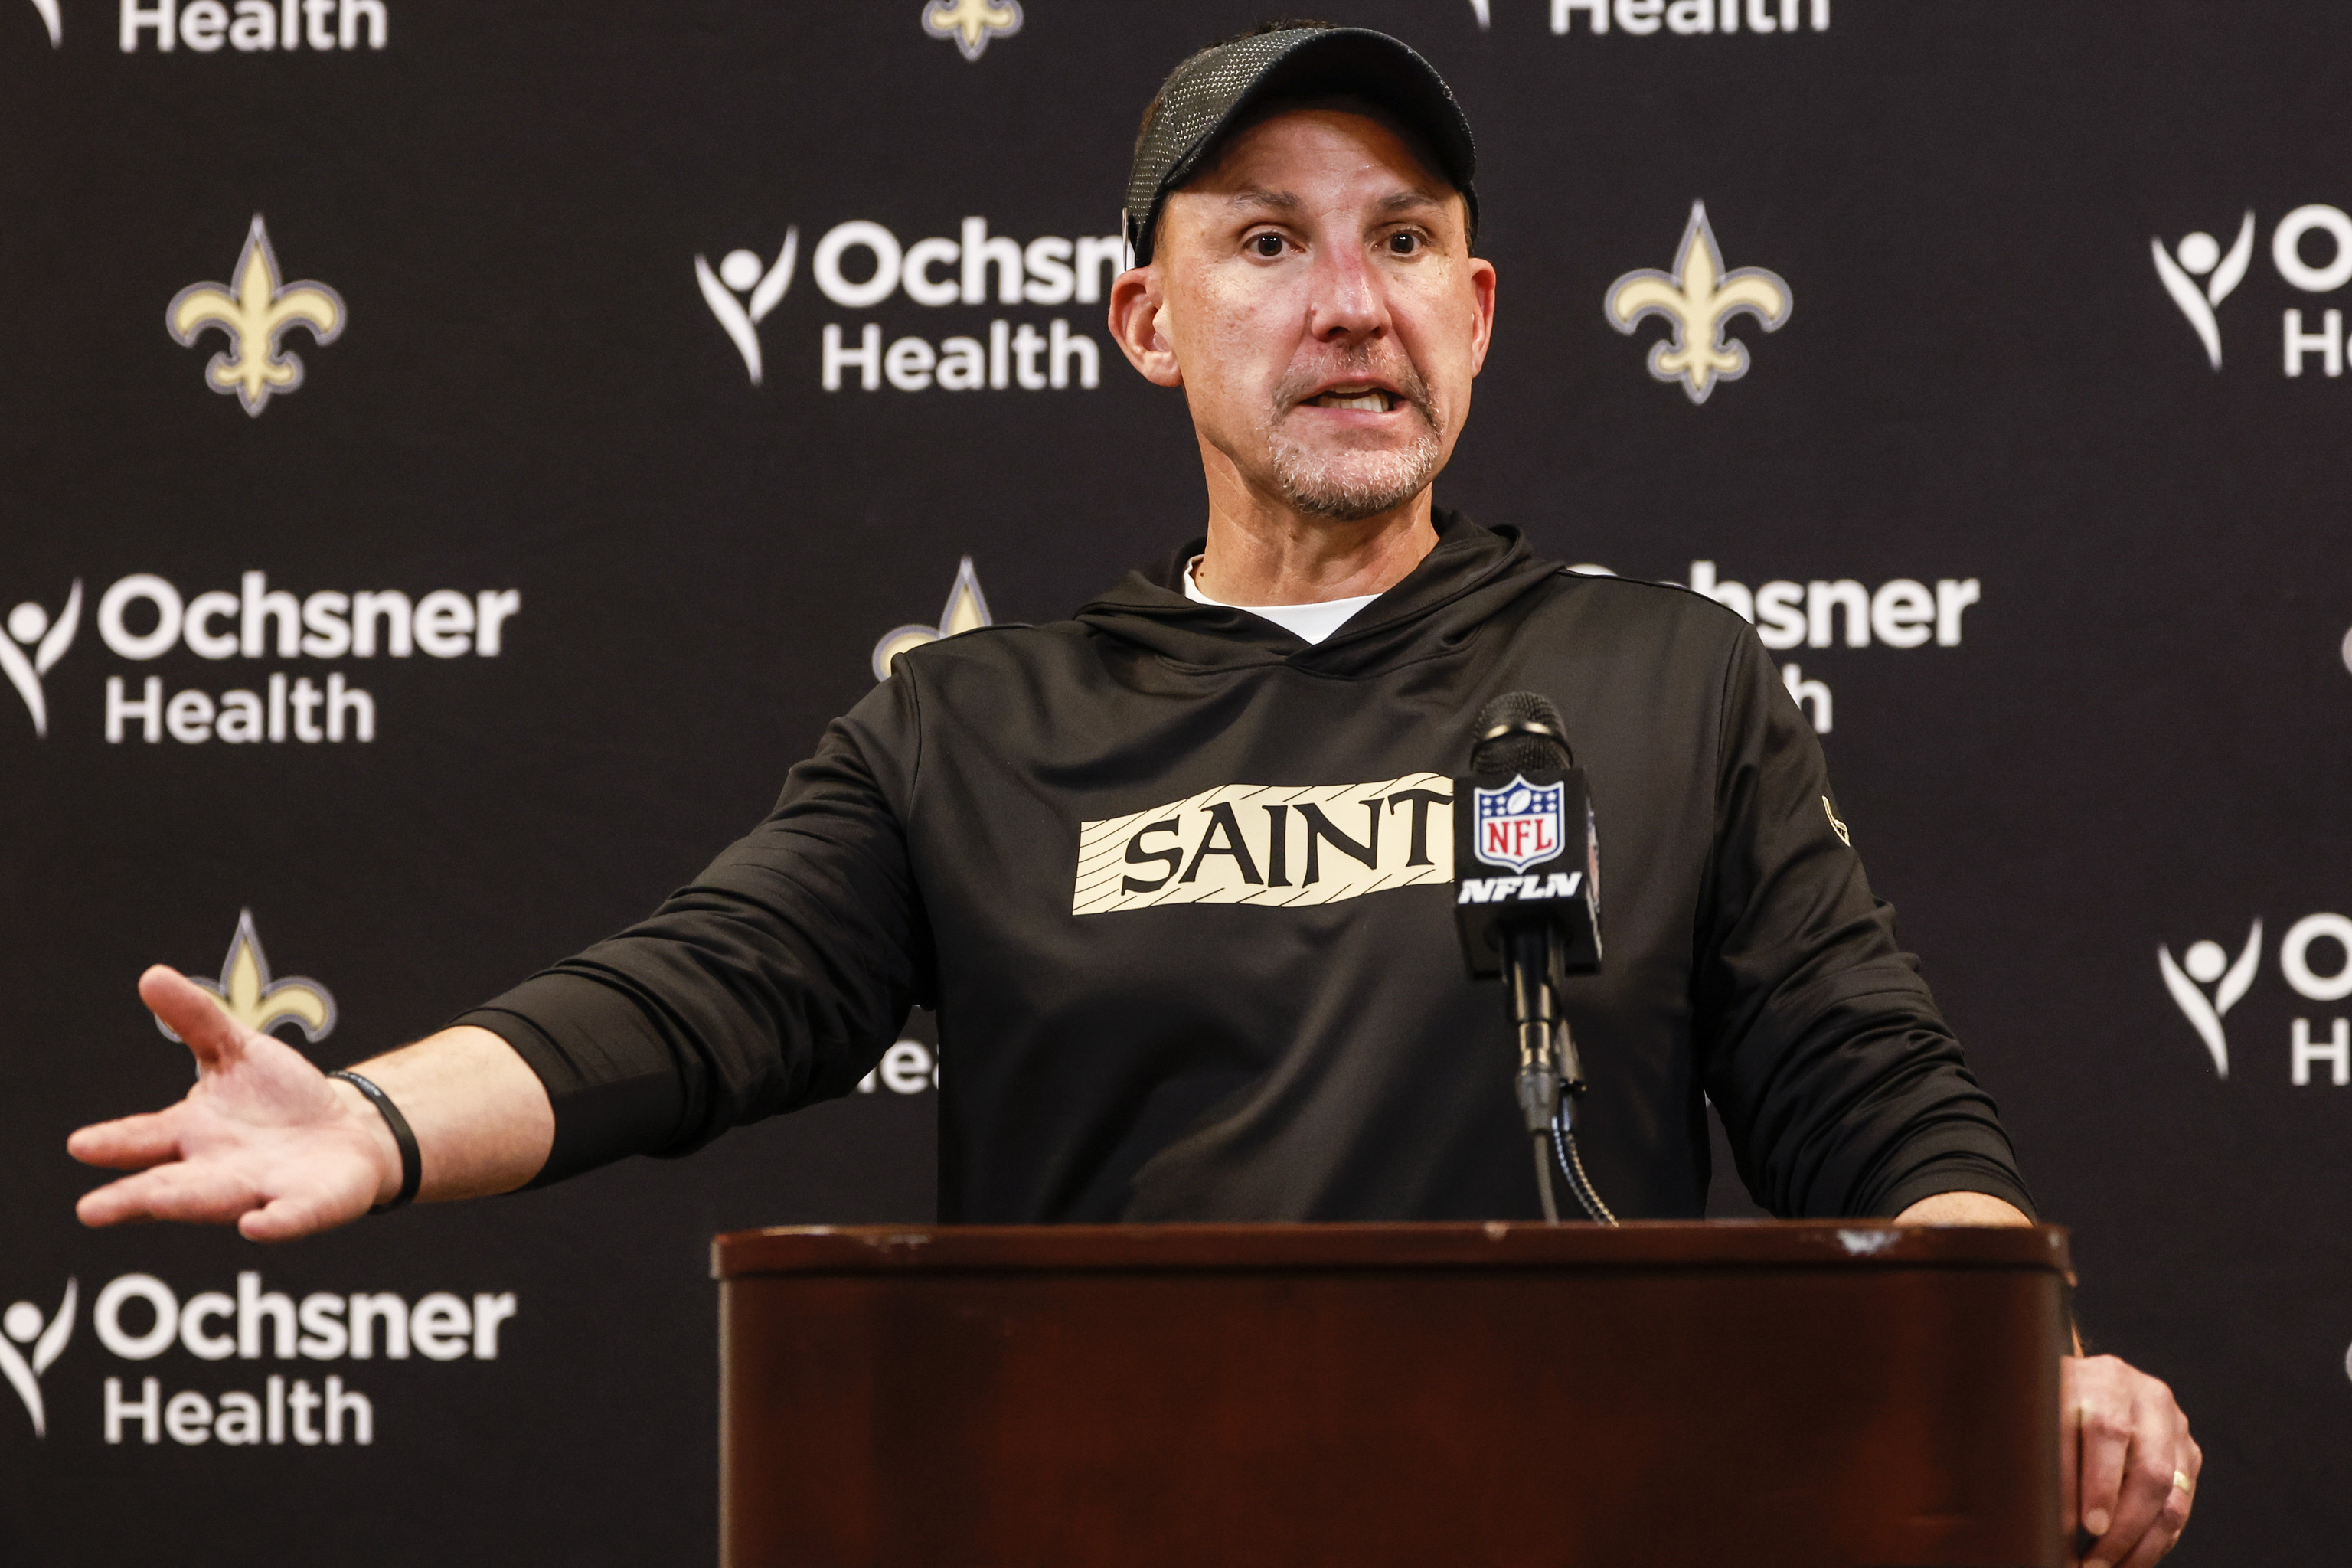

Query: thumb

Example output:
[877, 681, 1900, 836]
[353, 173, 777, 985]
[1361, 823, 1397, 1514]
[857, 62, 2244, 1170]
[139, 965, 250, 1074]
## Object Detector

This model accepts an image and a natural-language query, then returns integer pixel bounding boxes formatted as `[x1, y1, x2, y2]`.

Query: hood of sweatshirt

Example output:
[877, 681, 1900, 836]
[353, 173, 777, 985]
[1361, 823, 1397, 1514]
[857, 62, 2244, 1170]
[1073, 509, 1565, 678]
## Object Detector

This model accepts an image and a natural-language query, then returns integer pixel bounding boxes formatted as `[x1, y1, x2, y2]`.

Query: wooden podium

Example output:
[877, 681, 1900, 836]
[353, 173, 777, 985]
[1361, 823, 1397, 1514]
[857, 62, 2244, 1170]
[714, 1222, 2069, 1567]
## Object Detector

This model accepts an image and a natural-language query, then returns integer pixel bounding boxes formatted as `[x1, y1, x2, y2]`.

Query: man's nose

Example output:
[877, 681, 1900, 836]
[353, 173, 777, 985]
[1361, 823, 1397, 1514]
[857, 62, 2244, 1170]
[1305, 243, 1387, 342]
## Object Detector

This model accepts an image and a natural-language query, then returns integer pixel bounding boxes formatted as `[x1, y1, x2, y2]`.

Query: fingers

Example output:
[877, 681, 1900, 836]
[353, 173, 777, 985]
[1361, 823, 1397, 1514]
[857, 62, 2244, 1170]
[73, 1183, 157, 1230]
[80, 1147, 372, 1239]
[240, 1189, 364, 1244]
[76, 1161, 264, 1229]
[2076, 1380, 2131, 1547]
[139, 965, 249, 1073]
[2135, 1426, 2202, 1566]
[2115, 1469, 2192, 1568]
[2072, 1357, 2195, 1568]
[2086, 1432, 2175, 1566]
[240, 1203, 311, 1244]
[67, 968, 254, 1179]
[67, 1110, 183, 1171]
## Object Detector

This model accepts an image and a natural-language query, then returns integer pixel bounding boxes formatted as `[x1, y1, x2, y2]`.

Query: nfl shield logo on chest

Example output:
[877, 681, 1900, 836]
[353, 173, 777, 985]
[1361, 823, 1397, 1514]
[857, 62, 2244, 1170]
[1472, 776, 1565, 873]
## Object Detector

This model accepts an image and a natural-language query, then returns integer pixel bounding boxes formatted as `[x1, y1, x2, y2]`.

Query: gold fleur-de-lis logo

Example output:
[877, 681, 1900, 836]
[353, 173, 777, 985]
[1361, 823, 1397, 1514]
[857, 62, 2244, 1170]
[157, 910, 338, 1045]
[166, 215, 347, 417]
[922, 0, 1021, 61]
[872, 557, 993, 679]
[1606, 201, 1792, 405]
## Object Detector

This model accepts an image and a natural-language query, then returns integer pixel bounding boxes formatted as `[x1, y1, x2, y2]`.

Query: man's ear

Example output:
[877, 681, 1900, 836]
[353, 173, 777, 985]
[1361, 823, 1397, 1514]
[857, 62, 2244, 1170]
[1108, 265, 1183, 388]
[1467, 256, 1498, 379]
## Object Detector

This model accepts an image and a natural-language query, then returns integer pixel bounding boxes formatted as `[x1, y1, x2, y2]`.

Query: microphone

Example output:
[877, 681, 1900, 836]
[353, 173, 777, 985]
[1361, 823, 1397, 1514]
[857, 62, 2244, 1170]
[1454, 691, 1602, 1008]
[1453, 691, 1612, 1223]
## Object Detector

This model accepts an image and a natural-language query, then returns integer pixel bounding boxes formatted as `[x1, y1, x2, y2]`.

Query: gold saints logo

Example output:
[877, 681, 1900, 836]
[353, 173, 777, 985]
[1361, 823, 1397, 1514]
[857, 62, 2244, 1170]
[1606, 201, 1792, 405]
[1822, 796, 1851, 847]
[167, 215, 347, 417]
[872, 557, 992, 679]
[922, 0, 1021, 61]
[158, 909, 338, 1044]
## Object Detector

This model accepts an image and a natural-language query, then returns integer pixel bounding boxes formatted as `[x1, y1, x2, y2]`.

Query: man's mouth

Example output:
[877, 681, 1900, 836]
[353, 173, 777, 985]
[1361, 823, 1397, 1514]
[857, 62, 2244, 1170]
[1305, 385, 1398, 413]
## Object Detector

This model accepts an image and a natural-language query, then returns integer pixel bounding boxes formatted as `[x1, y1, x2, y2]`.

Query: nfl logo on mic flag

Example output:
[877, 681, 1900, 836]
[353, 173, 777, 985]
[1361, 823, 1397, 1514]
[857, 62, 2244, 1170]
[1473, 777, 1564, 873]
[1454, 768, 1602, 981]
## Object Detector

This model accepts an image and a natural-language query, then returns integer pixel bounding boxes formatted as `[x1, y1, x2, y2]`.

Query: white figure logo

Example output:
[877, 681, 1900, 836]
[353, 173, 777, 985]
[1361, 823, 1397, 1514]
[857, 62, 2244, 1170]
[0, 1281, 77, 1438]
[28, 0, 60, 47]
[0, 580, 83, 738]
[1469, 0, 1491, 27]
[696, 230, 799, 387]
[2158, 919, 2262, 1079]
[2151, 213, 2255, 371]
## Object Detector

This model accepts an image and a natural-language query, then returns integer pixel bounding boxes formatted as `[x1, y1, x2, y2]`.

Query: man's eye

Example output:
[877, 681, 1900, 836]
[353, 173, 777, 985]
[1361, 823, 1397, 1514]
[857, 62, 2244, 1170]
[1389, 232, 1423, 256]
[1248, 233, 1285, 258]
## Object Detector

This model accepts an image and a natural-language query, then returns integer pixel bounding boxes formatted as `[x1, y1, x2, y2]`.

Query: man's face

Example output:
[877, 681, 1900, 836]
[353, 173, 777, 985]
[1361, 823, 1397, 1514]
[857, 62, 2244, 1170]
[1135, 106, 1494, 522]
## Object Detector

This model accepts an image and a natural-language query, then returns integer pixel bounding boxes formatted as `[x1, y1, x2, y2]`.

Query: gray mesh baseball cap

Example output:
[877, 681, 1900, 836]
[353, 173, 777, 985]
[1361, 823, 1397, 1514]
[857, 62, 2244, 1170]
[1125, 25, 1478, 266]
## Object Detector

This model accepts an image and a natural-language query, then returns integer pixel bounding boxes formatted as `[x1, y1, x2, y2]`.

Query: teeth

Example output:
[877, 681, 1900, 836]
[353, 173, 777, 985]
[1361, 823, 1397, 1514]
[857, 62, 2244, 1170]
[1312, 391, 1390, 412]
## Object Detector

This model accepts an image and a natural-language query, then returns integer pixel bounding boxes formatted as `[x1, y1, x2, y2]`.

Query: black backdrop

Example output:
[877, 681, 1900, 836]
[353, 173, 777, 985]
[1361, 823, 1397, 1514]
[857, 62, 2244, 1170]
[3, 2, 2347, 1562]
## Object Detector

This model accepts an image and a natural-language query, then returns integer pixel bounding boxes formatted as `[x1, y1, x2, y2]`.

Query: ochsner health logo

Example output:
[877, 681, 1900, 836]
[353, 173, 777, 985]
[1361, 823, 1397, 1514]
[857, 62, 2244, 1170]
[695, 214, 1122, 394]
[2, 570, 521, 748]
[2160, 913, 2352, 1084]
[696, 229, 799, 386]
[0, 580, 83, 737]
[1, 1281, 80, 1438]
[2151, 214, 2255, 370]
[2158, 920, 2260, 1076]
[2152, 204, 2352, 374]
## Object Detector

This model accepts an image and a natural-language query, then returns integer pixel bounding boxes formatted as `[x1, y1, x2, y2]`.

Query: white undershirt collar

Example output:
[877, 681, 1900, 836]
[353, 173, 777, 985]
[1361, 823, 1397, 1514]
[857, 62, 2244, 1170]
[1182, 557, 1380, 646]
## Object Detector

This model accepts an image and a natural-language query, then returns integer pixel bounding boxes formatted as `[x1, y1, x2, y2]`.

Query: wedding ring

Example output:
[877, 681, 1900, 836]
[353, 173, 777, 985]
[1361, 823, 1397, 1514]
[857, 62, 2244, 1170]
[2172, 1468, 2193, 1496]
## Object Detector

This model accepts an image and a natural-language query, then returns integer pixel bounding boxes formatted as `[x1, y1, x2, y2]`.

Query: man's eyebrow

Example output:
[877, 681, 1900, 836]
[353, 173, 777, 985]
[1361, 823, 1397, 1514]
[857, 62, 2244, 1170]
[1378, 189, 1448, 214]
[1223, 188, 1303, 215]
[1218, 188, 1449, 220]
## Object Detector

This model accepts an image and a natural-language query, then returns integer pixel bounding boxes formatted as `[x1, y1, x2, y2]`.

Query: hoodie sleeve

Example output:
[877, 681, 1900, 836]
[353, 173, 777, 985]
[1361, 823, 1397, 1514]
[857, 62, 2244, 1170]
[1692, 630, 2034, 1220]
[457, 675, 934, 1185]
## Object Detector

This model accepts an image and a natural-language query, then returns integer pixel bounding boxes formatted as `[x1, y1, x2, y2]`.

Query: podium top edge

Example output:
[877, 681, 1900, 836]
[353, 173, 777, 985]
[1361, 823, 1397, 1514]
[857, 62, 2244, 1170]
[710, 1220, 2073, 1281]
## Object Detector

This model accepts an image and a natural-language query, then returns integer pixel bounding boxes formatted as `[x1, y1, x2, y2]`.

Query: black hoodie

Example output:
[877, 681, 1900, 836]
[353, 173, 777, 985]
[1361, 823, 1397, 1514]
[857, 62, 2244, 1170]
[466, 513, 2030, 1223]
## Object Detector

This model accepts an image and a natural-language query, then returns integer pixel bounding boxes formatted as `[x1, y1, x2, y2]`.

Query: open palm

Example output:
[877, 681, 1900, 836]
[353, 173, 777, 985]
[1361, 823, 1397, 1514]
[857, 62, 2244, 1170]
[70, 966, 388, 1242]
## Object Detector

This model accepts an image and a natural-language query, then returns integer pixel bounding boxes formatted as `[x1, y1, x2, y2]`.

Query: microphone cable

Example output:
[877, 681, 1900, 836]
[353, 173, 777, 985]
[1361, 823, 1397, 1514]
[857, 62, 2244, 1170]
[1547, 1021, 1617, 1227]
[1550, 1107, 1617, 1226]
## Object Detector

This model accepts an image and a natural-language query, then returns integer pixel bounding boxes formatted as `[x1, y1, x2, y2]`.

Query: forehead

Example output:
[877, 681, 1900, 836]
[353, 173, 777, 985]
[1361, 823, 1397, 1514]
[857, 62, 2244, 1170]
[1178, 103, 1457, 214]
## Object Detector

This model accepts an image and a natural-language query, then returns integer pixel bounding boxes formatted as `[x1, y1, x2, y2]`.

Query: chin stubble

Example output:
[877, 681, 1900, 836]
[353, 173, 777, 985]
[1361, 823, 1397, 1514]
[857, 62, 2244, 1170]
[1263, 364, 1446, 522]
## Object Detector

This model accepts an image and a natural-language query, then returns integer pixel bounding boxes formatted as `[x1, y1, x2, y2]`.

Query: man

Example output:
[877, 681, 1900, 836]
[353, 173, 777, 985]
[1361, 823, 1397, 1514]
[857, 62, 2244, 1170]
[70, 24, 2193, 1567]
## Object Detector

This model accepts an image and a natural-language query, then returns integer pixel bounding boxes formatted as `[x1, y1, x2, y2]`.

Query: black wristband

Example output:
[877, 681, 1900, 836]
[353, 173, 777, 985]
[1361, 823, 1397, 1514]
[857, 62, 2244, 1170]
[328, 1070, 422, 1212]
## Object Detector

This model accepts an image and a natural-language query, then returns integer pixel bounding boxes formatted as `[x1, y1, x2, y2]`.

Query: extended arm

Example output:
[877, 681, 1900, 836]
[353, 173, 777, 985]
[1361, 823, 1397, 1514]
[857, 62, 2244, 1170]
[70, 965, 553, 1241]
[74, 678, 929, 1240]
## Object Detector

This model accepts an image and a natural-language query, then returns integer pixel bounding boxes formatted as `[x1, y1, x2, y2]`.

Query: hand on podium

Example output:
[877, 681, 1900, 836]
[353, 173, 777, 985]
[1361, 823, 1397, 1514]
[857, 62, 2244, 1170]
[1893, 1194, 2200, 1566]
[2063, 1354, 2199, 1568]
[68, 966, 550, 1242]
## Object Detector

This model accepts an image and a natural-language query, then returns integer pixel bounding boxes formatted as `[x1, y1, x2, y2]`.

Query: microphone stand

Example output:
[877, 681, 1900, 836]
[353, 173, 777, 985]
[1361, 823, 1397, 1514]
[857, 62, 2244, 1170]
[1506, 929, 1566, 1223]
[1504, 928, 1612, 1226]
